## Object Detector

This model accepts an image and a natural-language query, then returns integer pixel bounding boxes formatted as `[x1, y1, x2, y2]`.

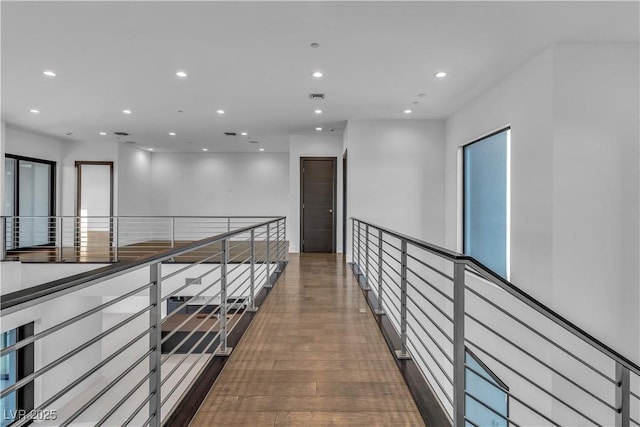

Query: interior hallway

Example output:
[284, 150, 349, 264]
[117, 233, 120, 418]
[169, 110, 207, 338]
[190, 253, 425, 427]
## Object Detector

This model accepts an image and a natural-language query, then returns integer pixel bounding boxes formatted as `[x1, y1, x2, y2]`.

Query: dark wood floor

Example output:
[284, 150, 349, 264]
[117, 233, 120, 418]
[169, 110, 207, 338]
[5, 240, 284, 264]
[189, 253, 425, 427]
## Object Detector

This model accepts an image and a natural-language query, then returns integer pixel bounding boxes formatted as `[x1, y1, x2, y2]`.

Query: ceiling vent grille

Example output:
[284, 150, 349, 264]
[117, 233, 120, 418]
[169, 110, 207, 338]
[309, 93, 325, 100]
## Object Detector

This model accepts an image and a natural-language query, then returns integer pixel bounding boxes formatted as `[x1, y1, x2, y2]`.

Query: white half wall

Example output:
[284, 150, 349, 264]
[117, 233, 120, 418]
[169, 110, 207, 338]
[288, 134, 344, 253]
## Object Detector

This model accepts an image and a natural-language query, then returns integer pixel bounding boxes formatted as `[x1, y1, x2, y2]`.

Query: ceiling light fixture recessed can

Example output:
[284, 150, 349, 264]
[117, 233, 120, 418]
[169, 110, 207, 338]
[169, 132, 176, 136]
[404, 109, 412, 114]
[310, 43, 319, 48]
[314, 109, 322, 114]
[240, 132, 248, 136]
[434, 71, 447, 78]
[312, 71, 323, 78]
[148, 148, 154, 151]
[99, 132, 107, 136]
[176, 71, 187, 78]
[202, 148, 208, 152]
[259, 148, 265, 152]
[216, 110, 225, 115]
[43, 70, 56, 77]
[123, 109, 132, 114]
[315, 127, 322, 131]
[29, 109, 40, 114]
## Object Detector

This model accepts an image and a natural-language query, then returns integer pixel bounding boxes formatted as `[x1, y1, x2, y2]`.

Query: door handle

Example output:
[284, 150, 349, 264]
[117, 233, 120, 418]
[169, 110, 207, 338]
[328, 209, 333, 213]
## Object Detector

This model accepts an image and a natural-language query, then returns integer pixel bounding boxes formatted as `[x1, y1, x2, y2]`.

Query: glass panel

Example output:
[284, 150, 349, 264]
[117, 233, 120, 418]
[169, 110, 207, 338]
[18, 160, 52, 247]
[463, 130, 508, 277]
[465, 352, 508, 427]
[4, 158, 16, 250]
[0, 330, 17, 427]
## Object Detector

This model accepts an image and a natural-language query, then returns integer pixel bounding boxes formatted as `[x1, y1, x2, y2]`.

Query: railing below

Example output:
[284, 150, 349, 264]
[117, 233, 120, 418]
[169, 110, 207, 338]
[1, 216, 280, 263]
[0, 217, 287, 426]
[351, 218, 640, 427]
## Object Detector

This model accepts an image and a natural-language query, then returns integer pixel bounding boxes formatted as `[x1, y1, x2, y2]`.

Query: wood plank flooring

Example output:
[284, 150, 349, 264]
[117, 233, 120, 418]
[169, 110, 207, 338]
[190, 253, 425, 427]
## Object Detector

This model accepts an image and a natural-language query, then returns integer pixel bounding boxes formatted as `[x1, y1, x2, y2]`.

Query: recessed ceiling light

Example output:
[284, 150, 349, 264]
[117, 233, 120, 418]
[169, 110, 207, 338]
[148, 148, 154, 151]
[99, 132, 107, 136]
[216, 110, 225, 115]
[417, 93, 426, 97]
[434, 71, 447, 78]
[404, 109, 412, 114]
[240, 132, 248, 136]
[169, 132, 176, 136]
[43, 70, 56, 77]
[312, 71, 323, 78]
[259, 148, 265, 152]
[310, 43, 319, 48]
[314, 109, 322, 114]
[176, 71, 187, 78]
[29, 109, 40, 114]
[202, 148, 208, 152]
[315, 127, 322, 131]
[123, 109, 132, 114]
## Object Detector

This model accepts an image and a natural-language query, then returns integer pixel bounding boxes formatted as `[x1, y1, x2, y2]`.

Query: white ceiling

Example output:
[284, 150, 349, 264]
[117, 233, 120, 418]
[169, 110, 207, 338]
[1, 1, 638, 153]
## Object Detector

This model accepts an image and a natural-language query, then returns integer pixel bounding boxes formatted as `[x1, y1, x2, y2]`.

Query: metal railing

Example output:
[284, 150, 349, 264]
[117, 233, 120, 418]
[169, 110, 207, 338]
[351, 218, 640, 427]
[1, 215, 278, 262]
[0, 217, 287, 426]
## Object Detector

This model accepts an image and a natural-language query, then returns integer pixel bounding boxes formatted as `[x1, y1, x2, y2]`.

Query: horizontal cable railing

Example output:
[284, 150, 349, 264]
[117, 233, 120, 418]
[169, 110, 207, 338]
[1, 215, 279, 263]
[351, 218, 640, 427]
[0, 217, 287, 426]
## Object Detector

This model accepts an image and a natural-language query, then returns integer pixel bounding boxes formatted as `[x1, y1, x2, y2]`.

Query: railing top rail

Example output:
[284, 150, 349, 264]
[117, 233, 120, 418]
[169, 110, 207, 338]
[1, 216, 286, 314]
[352, 217, 640, 376]
[1, 215, 282, 219]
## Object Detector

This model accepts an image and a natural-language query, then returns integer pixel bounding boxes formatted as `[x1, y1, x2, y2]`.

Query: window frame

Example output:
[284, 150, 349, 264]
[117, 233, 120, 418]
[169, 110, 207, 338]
[461, 126, 511, 279]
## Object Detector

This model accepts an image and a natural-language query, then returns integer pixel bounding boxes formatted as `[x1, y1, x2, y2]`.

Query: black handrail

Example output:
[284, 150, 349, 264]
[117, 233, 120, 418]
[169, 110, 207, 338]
[353, 217, 640, 376]
[1, 217, 285, 312]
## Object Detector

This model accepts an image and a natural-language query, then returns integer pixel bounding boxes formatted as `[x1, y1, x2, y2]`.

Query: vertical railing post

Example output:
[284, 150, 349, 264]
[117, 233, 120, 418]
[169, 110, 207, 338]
[351, 218, 355, 264]
[356, 220, 361, 274]
[149, 262, 162, 427]
[275, 219, 282, 273]
[57, 216, 64, 262]
[227, 217, 231, 233]
[616, 362, 631, 427]
[170, 217, 175, 248]
[375, 228, 384, 315]
[1, 217, 7, 261]
[249, 229, 257, 312]
[265, 223, 271, 288]
[217, 238, 232, 356]
[395, 240, 410, 360]
[453, 260, 466, 427]
[364, 224, 370, 290]
[113, 217, 118, 262]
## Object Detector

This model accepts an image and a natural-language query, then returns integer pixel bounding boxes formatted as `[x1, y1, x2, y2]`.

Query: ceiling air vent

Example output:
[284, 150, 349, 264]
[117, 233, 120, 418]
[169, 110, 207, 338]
[114, 131, 129, 136]
[124, 141, 136, 144]
[309, 93, 325, 100]
[224, 132, 237, 136]
[249, 140, 259, 144]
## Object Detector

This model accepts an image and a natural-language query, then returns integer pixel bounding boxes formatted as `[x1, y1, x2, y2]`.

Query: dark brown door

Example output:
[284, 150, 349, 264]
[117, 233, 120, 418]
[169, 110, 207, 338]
[301, 157, 336, 252]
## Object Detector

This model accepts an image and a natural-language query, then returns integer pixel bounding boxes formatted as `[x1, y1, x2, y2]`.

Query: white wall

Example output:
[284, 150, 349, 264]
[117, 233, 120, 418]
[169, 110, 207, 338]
[343, 119, 446, 260]
[443, 43, 639, 425]
[117, 143, 152, 216]
[288, 134, 344, 253]
[149, 152, 288, 218]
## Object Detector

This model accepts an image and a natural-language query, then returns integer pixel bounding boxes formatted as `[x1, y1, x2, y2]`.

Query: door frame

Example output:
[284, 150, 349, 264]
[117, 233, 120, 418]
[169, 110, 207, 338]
[300, 157, 337, 253]
[5, 154, 57, 249]
[75, 161, 114, 218]
[342, 150, 347, 256]
[75, 161, 115, 251]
